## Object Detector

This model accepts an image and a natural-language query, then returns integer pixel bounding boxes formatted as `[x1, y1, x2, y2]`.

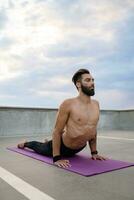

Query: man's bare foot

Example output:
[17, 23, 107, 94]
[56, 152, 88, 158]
[17, 140, 27, 149]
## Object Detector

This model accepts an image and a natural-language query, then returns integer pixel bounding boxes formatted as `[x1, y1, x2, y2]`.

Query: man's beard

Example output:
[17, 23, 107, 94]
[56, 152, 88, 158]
[81, 84, 95, 96]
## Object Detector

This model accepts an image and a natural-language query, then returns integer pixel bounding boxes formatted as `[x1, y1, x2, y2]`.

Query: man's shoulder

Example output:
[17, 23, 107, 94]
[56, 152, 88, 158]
[60, 98, 75, 106]
[59, 98, 75, 111]
[92, 99, 99, 106]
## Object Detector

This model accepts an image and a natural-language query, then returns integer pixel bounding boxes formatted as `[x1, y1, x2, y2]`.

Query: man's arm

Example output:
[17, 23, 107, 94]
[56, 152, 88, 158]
[88, 100, 99, 155]
[88, 131, 98, 155]
[88, 101, 107, 160]
[88, 131, 107, 160]
[52, 100, 70, 160]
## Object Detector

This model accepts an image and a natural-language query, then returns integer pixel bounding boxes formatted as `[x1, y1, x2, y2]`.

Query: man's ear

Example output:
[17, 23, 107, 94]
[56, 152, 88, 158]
[76, 81, 81, 89]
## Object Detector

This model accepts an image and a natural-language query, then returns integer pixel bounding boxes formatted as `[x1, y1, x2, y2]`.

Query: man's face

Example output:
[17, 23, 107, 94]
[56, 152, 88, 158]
[80, 74, 95, 96]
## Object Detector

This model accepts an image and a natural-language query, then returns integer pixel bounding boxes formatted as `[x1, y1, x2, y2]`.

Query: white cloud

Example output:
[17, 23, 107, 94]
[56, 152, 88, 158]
[0, 51, 22, 81]
[0, 0, 133, 109]
[0, 94, 16, 99]
[28, 76, 71, 93]
[96, 89, 134, 109]
[1, 2, 63, 52]
[31, 90, 75, 105]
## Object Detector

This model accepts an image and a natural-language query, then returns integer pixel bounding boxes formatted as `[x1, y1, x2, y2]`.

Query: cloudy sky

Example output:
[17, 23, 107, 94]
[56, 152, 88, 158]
[0, 0, 134, 110]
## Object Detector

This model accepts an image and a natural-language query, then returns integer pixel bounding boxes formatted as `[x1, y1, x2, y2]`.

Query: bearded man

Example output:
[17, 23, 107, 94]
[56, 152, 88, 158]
[18, 69, 106, 168]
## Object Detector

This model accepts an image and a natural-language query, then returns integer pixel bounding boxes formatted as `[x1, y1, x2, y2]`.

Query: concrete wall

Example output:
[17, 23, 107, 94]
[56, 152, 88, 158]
[0, 107, 134, 137]
[0, 107, 57, 137]
[98, 110, 134, 131]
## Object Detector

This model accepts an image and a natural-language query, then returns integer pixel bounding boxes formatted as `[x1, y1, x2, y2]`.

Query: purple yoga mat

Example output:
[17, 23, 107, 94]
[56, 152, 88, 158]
[7, 147, 134, 176]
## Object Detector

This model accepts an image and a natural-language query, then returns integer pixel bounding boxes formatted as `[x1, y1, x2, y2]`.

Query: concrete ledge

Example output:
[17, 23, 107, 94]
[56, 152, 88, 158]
[0, 106, 134, 137]
[98, 110, 134, 131]
[0, 106, 57, 137]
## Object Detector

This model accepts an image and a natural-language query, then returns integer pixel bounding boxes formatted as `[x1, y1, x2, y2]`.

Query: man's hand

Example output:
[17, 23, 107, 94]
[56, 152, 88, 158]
[54, 159, 71, 168]
[92, 154, 107, 161]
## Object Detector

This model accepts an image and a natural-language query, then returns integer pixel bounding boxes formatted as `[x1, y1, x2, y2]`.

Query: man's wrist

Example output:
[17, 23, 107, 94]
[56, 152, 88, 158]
[53, 155, 61, 163]
[91, 150, 98, 155]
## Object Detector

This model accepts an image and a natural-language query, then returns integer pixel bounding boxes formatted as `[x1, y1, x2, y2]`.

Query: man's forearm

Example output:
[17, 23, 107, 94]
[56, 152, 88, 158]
[52, 131, 61, 157]
[88, 135, 97, 153]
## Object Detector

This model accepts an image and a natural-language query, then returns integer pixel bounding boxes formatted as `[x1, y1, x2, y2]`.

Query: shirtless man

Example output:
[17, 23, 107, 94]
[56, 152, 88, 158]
[18, 69, 106, 168]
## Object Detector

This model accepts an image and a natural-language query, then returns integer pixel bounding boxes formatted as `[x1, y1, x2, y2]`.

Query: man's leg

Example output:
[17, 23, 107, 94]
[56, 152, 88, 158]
[18, 140, 53, 156]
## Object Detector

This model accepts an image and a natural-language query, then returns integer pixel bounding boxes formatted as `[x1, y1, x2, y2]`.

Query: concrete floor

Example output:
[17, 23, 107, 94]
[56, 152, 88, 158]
[0, 130, 134, 200]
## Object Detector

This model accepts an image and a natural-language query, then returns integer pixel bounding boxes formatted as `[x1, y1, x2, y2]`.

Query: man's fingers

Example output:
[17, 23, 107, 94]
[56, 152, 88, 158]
[65, 160, 70, 163]
[92, 155, 108, 161]
[102, 157, 106, 160]
[60, 163, 67, 168]
[56, 163, 66, 168]
[103, 157, 108, 160]
[61, 160, 71, 168]
[97, 156, 103, 160]
[100, 156, 107, 160]
[54, 160, 71, 168]
[92, 156, 96, 160]
[59, 163, 70, 168]
[63, 162, 71, 168]
[97, 156, 107, 161]
[92, 156, 107, 161]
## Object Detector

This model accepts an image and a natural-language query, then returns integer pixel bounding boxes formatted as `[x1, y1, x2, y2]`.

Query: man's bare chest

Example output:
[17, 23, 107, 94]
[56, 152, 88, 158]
[70, 106, 99, 125]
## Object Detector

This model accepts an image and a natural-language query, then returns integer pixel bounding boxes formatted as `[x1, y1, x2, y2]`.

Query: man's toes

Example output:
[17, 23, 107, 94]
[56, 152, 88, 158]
[17, 143, 25, 149]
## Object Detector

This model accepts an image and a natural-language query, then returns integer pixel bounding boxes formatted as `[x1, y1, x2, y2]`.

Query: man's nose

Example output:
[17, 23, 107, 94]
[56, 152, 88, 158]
[91, 82, 94, 87]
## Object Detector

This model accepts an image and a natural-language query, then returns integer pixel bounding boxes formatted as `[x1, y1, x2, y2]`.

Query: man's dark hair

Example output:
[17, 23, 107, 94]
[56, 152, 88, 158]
[72, 68, 90, 89]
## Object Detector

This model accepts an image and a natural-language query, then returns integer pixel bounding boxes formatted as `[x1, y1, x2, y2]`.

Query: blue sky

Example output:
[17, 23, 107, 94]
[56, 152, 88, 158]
[0, 0, 134, 110]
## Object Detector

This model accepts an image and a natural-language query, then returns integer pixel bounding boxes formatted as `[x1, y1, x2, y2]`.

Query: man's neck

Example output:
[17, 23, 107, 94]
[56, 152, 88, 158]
[78, 92, 92, 104]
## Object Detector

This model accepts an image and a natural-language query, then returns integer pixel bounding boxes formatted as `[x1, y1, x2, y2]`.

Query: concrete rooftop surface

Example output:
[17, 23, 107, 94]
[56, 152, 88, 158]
[0, 130, 134, 200]
[0, 107, 134, 199]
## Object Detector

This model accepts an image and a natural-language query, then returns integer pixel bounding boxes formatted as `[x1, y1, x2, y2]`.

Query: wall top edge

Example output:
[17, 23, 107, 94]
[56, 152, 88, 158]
[0, 106, 134, 112]
[0, 106, 58, 111]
